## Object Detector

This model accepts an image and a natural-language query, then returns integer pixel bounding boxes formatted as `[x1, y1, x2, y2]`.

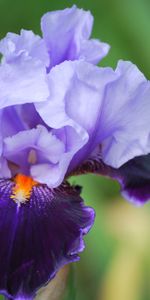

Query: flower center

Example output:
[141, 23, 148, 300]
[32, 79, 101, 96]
[11, 174, 38, 206]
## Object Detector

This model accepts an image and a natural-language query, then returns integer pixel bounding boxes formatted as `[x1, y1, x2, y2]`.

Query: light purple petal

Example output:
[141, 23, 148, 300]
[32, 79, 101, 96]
[32, 126, 86, 187]
[1, 103, 47, 134]
[41, 5, 109, 67]
[0, 30, 49, 66]
[36, 59, 150, 174]
[1, 106, 26, 138]
[4, 126, 64, 181]
[4, 126, 64, 162]
[0, 110, 3, 155]
[35, 60, 115, 134]
[17, 103, 47, 129]
[0, 158, 11, 178]
[35, 60, 117, 170]
[0, 55, 49, 109]
[4, 125, 85, 187]
[0, 104, 47, 171]
[79, 38, 110, 64]
[101, 60, 150, 168]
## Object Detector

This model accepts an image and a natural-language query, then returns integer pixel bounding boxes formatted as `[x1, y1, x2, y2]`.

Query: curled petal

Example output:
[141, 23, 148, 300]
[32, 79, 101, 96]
[41, 5, 109, 67]
[73, 152, 150, 205]
[113, 154, 150, 205]
[79, 38, 110, 64]
[0, 30, 49, 66]
[0, 179, 94, 299]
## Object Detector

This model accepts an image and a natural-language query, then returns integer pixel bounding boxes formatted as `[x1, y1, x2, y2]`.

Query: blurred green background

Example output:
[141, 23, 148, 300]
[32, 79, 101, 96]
[0, 0, 150, 299]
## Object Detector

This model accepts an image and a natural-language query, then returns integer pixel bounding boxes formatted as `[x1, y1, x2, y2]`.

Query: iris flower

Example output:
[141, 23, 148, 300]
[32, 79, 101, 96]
[0, 5, 150, 300]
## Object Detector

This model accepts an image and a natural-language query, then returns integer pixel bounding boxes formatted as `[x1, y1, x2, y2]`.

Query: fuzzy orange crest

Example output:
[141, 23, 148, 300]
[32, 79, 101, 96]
[11, 174, 38, 206]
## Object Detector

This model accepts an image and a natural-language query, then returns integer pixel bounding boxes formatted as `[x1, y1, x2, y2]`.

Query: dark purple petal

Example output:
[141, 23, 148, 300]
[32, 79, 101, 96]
[72, 153, 150, 205]
[113, 154, 150, 205]
[0, 178, 94, 299]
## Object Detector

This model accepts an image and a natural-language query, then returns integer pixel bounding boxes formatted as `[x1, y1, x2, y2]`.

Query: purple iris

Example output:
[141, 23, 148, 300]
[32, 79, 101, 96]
[0, 5, 150, 300]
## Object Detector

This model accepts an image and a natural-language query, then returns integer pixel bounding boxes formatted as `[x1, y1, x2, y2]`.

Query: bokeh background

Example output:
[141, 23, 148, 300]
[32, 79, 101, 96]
[0, 0, 150, 299]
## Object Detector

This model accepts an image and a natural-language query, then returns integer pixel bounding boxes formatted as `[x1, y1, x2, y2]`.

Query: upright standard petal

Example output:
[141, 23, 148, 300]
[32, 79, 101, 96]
[0, 157, 11, 178]
[41, 5, 110, 68]
[0, 30, 49, 66]
[40, 59, 150, 204]
[0, 176, 94, 300]
[40, 59, 150, 173]
[79, 38, 110, 64]
[100, 60, 150, 168]
[35, 60, 116, 149]
[1, 105, 26, 138]
[0, 55, 49, 109]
